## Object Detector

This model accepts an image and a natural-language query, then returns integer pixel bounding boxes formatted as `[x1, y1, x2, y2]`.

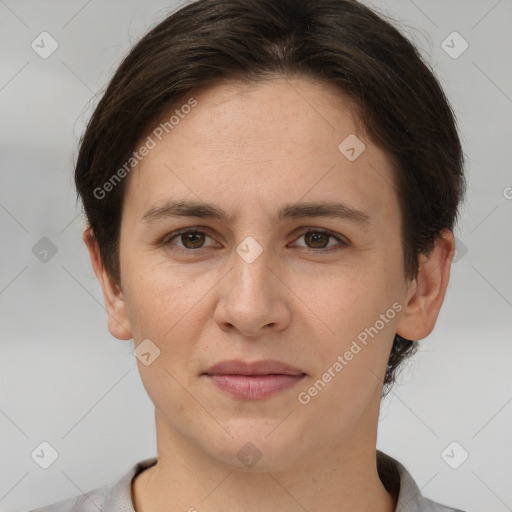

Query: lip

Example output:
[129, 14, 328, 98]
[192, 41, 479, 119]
[203, 359, 305, 376]
[202, 359, 306, 400]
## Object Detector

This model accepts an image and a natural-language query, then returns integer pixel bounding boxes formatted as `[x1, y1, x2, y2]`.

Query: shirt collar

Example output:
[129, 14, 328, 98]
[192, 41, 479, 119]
[101, 452, 429, 512]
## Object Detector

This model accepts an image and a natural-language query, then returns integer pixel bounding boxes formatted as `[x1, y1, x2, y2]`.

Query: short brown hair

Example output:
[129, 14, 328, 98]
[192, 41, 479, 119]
[75, 0, 465, 393]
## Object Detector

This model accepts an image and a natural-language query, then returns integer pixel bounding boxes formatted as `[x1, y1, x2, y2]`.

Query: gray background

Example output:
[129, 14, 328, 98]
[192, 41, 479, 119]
[1, 1, 511, 511]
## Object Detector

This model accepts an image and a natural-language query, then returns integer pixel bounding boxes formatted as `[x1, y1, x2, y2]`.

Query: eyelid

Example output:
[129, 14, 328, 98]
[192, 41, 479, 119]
[161, 226, 219, 247]
[290, 227, 351, 249]
[161, 226, 351, 251]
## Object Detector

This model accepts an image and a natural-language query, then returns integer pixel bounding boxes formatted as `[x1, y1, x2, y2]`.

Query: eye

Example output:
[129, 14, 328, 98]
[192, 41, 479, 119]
[163, 228, 219, 251]
[290, 229, 349, 252]
[161, 227, 349, 253]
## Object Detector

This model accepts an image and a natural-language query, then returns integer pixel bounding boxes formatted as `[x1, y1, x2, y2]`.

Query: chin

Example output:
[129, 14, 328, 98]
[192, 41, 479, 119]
[204, 424, 304, 473]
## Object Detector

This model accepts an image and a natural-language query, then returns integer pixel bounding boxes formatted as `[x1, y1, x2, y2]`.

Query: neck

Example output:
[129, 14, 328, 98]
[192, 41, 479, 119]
[132, 410, 397, 512]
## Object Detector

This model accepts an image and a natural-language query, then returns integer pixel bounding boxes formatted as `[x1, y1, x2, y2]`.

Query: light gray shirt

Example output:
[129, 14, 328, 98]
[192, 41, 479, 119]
[26, 452, 465, 512]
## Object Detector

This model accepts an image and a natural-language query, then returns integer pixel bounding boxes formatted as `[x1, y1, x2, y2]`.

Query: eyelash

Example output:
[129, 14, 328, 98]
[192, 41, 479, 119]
[161, 227, 350, 254]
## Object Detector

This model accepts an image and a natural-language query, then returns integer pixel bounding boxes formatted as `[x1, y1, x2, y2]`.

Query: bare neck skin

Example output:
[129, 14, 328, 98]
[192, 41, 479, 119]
[132, 403, 397, 512]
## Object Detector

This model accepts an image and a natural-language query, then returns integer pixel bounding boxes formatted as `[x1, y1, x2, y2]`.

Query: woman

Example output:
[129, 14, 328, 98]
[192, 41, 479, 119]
[29, 0, 466, 510]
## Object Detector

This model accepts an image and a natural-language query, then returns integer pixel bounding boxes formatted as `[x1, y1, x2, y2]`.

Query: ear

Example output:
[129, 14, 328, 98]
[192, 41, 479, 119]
[396, 229, 456, 341]
[82, 226, 132, 341]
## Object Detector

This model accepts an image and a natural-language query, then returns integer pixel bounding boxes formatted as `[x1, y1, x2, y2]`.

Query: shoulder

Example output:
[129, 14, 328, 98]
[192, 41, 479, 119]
[418, 496, 466, 512]
[24, 457, 158, 512]
[377, 450, 467, 512]
[24, 487, 106, 512]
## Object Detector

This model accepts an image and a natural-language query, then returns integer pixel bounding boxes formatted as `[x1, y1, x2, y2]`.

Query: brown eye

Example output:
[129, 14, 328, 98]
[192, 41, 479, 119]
[303, 231, 331, 249]
[179, 232, 206, 249]
[292, 229, 348, 251]
[163, 229, 218, 251]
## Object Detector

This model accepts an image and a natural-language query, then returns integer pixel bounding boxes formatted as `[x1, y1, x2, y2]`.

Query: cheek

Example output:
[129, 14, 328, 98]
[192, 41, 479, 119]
[307, 267, 393, 335]
[300, 264, 400, 388]
[121, 257, 191, 349]
[124, 273, 203, 398]
[121, 246, 195, 322]
[121, 256, 221, 371]
[299, 276, 398, 422]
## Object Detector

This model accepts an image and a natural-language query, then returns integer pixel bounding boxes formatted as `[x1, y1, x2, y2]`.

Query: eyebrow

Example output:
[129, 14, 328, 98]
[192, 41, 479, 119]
[140, 199, 371, 226]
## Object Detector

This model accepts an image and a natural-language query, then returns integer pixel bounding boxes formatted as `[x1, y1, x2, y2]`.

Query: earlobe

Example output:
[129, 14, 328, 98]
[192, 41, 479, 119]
[82, 226, 133, 341]
[396, 229, 456, 341]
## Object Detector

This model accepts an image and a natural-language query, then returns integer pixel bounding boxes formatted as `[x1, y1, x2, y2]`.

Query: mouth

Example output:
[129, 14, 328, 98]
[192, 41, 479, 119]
[202, 359, 307, 400]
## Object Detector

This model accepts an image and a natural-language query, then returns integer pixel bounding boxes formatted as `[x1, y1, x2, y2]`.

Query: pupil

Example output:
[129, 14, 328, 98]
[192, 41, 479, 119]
[305, 232, 328, 248]
[183, 233, 204, 248]
[179, 232, 329, 250]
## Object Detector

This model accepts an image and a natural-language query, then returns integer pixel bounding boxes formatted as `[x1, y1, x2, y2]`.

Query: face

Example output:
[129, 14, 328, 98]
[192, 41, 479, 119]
[94, 77, 429, 472]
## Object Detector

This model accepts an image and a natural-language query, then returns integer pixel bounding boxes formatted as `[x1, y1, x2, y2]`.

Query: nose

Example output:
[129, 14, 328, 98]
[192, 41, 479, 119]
[213, 240, 291, 337]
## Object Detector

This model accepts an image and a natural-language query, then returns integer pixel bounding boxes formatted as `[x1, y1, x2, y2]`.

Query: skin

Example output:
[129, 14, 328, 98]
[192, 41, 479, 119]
[84, 76, 455, 512]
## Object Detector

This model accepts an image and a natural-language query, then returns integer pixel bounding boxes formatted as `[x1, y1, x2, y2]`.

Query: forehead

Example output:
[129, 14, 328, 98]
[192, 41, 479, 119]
[122, 77, 399, 226]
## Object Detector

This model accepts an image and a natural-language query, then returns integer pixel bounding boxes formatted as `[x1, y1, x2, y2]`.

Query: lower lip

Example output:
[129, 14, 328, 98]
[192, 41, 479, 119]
[205, 374, 306, 399]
